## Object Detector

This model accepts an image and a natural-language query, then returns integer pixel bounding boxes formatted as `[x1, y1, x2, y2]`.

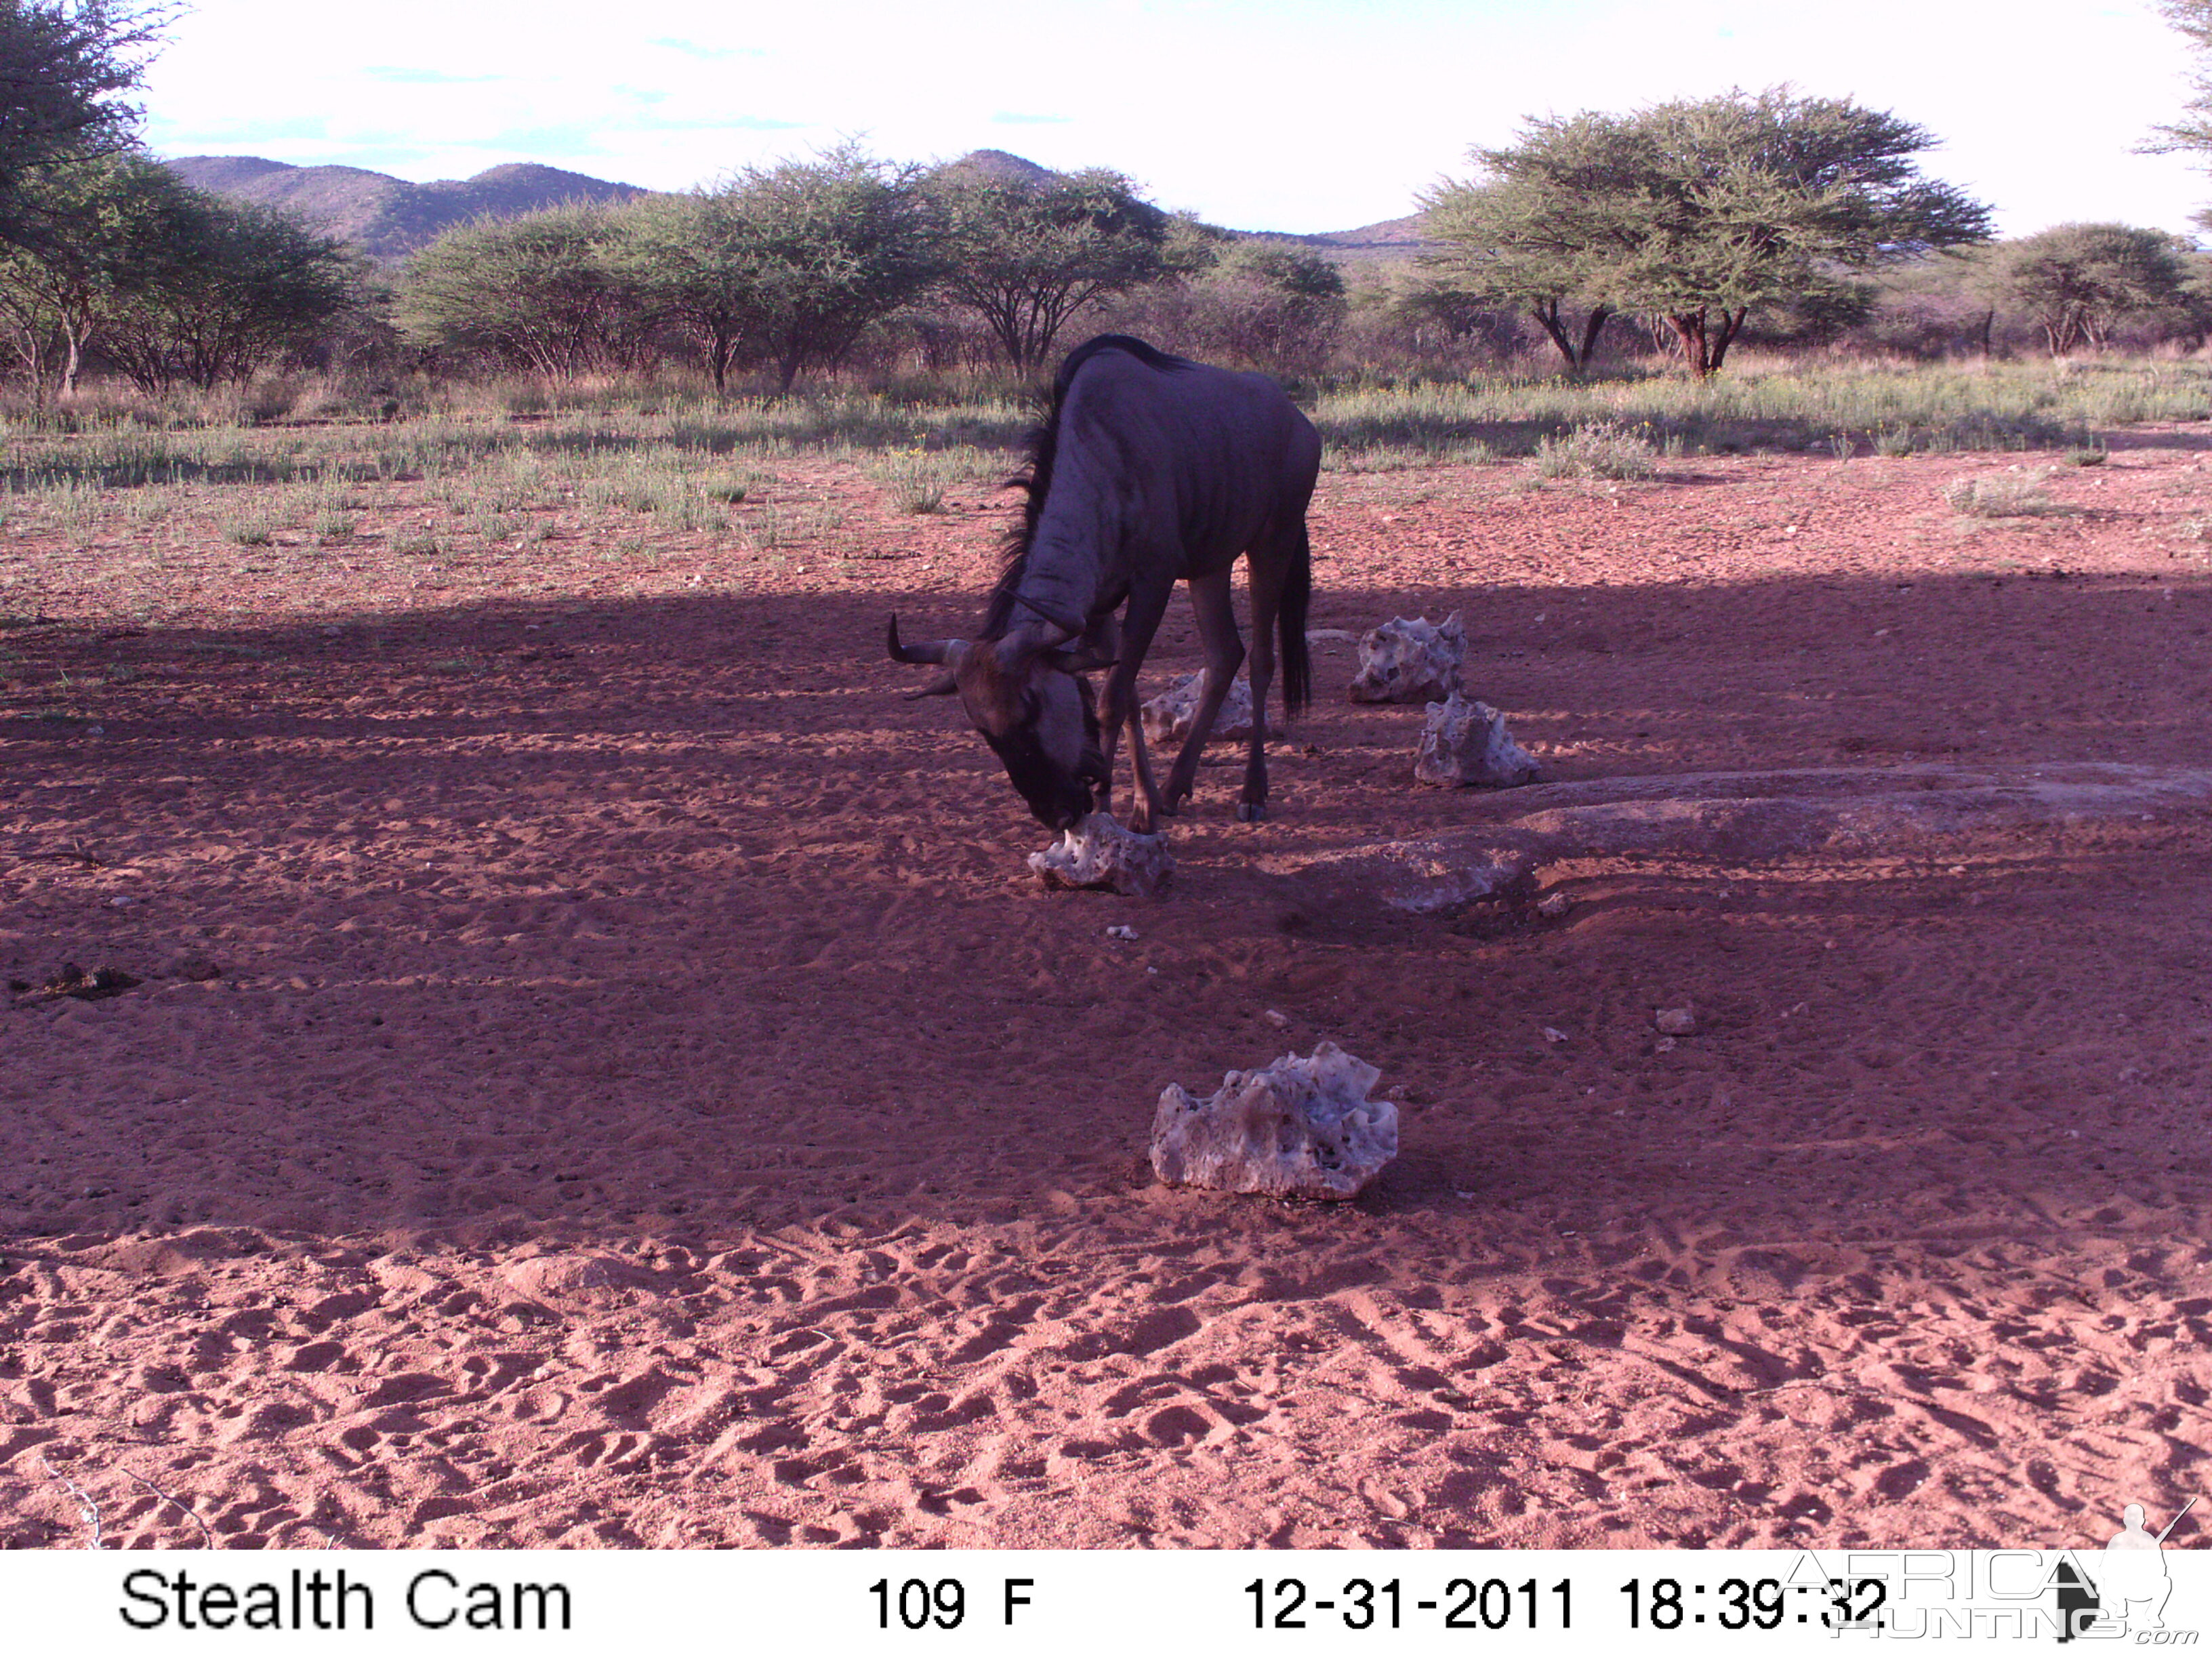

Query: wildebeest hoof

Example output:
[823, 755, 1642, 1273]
[1237, 800, 1267, 823]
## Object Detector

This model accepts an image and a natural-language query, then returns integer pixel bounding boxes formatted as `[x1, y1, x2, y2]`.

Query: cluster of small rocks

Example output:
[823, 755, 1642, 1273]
[1346, 613, 1540, 791]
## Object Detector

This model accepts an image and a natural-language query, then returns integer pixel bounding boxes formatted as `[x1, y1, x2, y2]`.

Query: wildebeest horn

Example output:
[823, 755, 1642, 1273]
[887, 615, 965, 697]
[886, 614, 962, 666]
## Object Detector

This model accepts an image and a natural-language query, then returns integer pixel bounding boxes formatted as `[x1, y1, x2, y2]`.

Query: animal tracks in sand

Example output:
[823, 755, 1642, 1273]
[6, 443, 2212, 1544]
[0, 1206, 2203, 1545]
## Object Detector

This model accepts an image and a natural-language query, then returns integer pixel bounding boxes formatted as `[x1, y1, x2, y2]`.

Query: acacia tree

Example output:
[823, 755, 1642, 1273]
[1420, 114, 1626, 373]
[1426, 89, 1992, 378]
[924, 165, 1168, 371]
[2147, 0, 2212, 226]
[0, 150, 190, 397]
[611, 190, 758, 392]
[1983, 224, 2198, 355]
[398, 203, 647, 379]
[722, 146, 936, 391]
[102, 192, 356, 391]
[1178, 242, 1347, 374]
[0, 1, 166, 252]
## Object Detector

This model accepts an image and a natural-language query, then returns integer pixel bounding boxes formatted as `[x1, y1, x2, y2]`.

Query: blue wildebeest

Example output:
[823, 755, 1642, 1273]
[887, 335, 1318, 834]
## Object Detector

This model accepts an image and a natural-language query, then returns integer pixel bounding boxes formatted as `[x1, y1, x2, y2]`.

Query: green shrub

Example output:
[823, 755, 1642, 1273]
[872, 450, 949, 513]
[1533, 420, 1659, 480]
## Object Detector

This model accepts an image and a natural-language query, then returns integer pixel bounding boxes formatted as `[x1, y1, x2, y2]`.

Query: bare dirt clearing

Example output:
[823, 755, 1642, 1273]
[1, 435, 2208, 1548]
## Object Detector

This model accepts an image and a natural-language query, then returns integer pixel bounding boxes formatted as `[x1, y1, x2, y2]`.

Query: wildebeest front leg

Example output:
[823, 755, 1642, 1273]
[1099, 579, 1175, 833]
[1124, 709, 1163, 827]
[1160, 568, 1246, 819]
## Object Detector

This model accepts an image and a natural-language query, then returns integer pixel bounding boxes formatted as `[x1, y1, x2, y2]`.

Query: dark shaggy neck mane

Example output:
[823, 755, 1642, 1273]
[981, 335, 1193, 640]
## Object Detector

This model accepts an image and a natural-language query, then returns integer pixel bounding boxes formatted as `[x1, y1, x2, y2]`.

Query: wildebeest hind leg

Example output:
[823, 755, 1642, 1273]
[1239, 542, 1290, 821]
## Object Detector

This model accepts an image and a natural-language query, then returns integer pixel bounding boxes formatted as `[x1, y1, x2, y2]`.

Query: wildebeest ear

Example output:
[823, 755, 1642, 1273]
[1048, 613, 1120, 674]
[993, 618, 1074, 670]
[1046, 640, 1118, 674]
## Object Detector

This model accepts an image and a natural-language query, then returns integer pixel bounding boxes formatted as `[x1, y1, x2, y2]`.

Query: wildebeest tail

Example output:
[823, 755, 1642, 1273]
[1279, 523, 1313, 716]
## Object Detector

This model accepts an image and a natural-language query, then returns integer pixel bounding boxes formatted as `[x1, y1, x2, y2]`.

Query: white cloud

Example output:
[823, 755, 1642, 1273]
[140, 0, 2211, 236]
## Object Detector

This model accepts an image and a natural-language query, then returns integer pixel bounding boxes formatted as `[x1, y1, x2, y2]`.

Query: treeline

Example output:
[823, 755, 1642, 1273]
[0, 153, 359, 399]
[367, 146, 1363, 391]
[1416, 88, 2212, 377]
[1425, 222, 2212, 373]
[0, 140, 1363, 405]
[5, 62, 2212, 406]
[0, 1, 359, 405]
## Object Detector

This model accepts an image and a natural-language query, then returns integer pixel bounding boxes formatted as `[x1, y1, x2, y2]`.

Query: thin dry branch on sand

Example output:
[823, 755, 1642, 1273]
[39, 1454, 102, 1550]
[124, 1466, 217, 1549]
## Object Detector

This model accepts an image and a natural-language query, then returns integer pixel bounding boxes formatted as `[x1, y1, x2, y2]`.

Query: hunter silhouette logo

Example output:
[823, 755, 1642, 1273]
[2057, 1496, 2198, 1642]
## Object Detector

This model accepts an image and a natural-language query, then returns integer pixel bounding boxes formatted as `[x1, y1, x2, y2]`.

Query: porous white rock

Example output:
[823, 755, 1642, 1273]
[1414, 691, 1540, 787]
[1029, 812, 1174, 898]
[1348, 612, 1466, 703]
[1150, 1042, 1396, 1200]
[1140, 671, 1253, 746]
[1655, 1006, 1697, 1036]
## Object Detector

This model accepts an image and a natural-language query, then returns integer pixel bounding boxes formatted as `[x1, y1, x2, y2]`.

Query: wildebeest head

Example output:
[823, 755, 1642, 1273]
[887, 615, 1112, 832]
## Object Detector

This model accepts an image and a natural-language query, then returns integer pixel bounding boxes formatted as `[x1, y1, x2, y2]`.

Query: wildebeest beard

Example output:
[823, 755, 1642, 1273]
[985, 678, 1109, 831]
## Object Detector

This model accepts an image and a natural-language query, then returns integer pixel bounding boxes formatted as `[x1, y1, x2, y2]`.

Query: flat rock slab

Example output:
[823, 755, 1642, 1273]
[1151, 1042, 1396, 1200]
[1284, 763, 2212, 914]
[1029, 812, 1174, 898]
[1141, 671, 1254, 747]
[1416, 692, 1540, 787]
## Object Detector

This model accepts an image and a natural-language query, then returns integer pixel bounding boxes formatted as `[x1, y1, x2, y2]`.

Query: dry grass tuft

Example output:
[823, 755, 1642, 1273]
[1942, 468, 2060, 518]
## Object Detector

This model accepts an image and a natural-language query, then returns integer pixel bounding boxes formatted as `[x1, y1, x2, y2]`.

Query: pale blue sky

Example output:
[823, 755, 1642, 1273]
[142, 0, 2210, 238]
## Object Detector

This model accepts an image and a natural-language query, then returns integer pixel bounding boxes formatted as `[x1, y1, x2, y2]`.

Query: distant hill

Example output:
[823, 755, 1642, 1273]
[932, 148, 1059, 188]
[1243, 213, 1437, 270]
[163, 157, 651, 261]
[165, 150, 1434, 267]
[930, 152, 1437, 269]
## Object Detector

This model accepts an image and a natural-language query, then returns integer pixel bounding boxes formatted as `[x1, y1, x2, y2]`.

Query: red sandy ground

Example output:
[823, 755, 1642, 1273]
[0, 434, 2207, 1549]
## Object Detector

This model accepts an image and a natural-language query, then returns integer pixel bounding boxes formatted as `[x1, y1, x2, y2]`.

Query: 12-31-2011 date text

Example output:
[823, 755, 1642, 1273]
[1248, 1576, 1571, 1632]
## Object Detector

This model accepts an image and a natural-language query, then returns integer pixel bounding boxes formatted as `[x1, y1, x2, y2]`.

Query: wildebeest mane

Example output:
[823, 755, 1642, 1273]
[981, 335, 1195, 640]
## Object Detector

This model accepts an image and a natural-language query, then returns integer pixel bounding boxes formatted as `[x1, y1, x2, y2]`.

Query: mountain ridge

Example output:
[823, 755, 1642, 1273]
[164, 156, 651, 261]
[163, 151, 1434, 265]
